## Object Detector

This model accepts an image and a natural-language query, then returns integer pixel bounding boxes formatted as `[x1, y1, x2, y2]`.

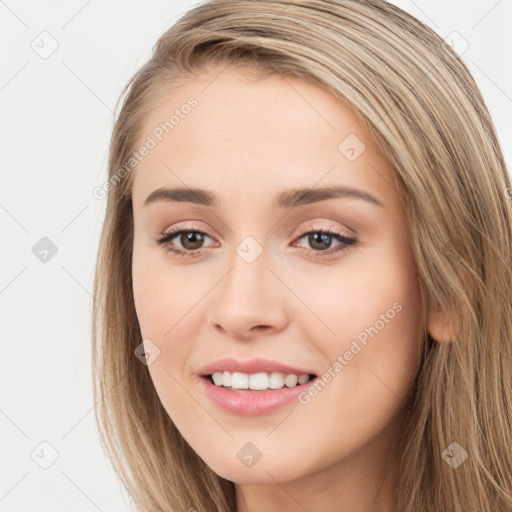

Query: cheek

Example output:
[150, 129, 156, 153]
[131, 244, 219, 377]
[132, 244, 205, 339]
[292, 242, 422, 395]
[306, 249, 422, 429]
[131, 250, 209, 438]
[132, 265, 206, 383]
[292, 241, 420, 351]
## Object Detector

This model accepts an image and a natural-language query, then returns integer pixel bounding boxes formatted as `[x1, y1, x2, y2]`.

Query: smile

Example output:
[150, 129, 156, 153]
[199, 369, 318, 416]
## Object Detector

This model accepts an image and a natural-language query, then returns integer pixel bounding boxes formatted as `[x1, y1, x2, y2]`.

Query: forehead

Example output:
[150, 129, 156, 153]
[131, 67, 396, 210]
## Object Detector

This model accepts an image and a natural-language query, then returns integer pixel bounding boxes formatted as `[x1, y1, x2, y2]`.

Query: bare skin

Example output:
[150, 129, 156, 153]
[130, 64, 435, 511]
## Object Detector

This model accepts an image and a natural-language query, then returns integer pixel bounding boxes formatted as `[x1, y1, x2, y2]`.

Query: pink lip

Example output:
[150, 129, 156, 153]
[199, 375, 316, 416]
[197, 357, 315, 377]
[196, 358, 317, 416]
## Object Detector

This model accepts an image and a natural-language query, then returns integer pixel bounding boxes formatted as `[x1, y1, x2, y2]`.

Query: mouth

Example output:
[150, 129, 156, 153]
[199, 370, 319, 416]
[197, 358, 319, 415]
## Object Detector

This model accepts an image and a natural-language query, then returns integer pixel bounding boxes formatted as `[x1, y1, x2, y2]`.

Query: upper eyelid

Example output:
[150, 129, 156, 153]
[162, 219, 353, 238]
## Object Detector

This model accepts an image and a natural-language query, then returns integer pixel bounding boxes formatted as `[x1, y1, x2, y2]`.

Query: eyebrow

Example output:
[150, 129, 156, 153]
[143, 185, 384, 209]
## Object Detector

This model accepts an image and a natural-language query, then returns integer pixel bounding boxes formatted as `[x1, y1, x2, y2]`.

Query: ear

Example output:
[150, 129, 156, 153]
[427, 309, 457, 343]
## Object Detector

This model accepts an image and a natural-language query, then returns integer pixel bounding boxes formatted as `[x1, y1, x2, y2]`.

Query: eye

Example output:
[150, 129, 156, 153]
[292, 226, 358, 258]
[153, 228, 216, 257]
[153, 225, 358, 259]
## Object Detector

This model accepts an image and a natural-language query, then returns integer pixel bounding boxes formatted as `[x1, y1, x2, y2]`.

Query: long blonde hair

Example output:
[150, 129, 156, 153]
[92, 1, 512, 510]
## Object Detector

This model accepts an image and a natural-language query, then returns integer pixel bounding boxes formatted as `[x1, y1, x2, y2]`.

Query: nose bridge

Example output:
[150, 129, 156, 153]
[208, 237, 287, 337]
[221, 239, 272, 311]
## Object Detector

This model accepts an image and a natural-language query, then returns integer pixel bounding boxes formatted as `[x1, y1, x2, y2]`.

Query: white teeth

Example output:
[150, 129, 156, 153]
[222, 371, 232, 387]
[231, 372, 249, 389]
[284, 374, 298, 387]
[210, 371, 312, 390]
[249, 372, 269, 390]
[298, 374, 309, 385]
[269, 372, 285, 389]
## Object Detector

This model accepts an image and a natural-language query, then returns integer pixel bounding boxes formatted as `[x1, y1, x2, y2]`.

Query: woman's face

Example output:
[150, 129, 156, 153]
[131, 66, 423, 489]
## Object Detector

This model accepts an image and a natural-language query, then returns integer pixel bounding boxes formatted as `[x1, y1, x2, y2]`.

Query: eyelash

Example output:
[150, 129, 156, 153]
[153, 225, 358, 259]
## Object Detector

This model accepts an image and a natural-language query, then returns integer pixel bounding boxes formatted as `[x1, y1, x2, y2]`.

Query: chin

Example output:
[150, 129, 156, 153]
[201, 450, 308, 484]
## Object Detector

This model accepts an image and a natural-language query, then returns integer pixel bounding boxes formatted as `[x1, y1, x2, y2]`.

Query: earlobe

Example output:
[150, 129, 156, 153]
[427, 309, 457, 343]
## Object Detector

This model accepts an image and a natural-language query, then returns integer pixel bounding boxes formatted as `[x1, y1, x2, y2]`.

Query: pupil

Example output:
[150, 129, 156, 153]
[309, 232, 331, 250]
[182, 232, 203, 250]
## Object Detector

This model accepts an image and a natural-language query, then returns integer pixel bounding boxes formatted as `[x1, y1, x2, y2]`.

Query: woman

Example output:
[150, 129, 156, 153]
[92, 0, 512, 510]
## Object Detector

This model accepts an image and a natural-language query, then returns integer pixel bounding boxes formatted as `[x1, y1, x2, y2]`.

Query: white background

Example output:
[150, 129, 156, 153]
[1, 0, 511, 510]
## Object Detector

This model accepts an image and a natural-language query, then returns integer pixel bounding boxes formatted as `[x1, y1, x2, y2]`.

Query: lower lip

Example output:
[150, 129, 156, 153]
[199, 376, 316, 416]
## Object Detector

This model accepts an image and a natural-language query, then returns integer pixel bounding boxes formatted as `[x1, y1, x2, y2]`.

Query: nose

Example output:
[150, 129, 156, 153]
[206, 248, 289, 340]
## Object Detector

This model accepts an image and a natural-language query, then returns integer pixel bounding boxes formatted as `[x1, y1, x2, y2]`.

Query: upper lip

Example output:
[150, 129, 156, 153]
[198, 358, 317, 377]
